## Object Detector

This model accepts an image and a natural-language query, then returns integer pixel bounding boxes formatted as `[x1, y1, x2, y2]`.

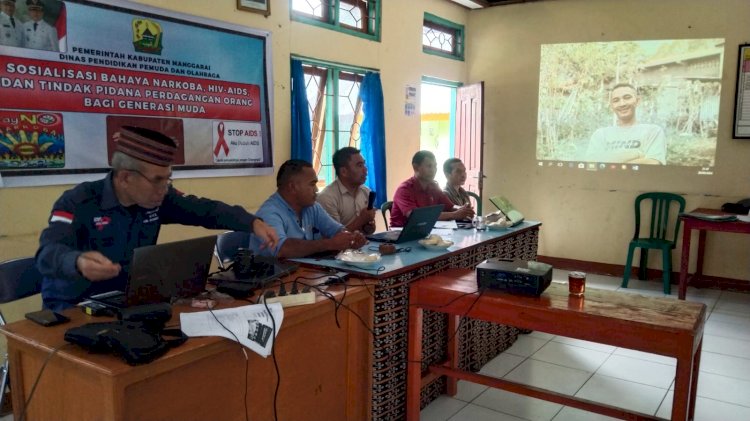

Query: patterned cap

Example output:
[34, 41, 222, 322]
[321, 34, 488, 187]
[1, 0, 17, 5]
[113, 126, 177, 167]
[26, 0, 43, 9]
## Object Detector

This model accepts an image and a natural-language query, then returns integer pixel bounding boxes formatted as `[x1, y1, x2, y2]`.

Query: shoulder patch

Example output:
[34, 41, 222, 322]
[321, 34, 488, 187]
[50, 210, 74, 224]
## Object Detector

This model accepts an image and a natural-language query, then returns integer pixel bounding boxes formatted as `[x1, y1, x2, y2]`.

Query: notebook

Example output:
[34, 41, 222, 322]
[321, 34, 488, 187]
[367, 204, 443, 243]
[88, 235, 217, 309]
[489, 196, 525, 226]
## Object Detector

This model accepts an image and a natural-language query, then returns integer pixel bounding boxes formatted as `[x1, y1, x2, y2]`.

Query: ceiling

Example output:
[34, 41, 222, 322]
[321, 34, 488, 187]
[447, 0, 541, 9]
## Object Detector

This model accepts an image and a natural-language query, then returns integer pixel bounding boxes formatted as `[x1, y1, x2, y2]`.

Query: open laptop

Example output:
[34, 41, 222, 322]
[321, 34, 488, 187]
[489, 196, 525, 226]
[88, 235, 217, 309]
[367, 204, 443, 243]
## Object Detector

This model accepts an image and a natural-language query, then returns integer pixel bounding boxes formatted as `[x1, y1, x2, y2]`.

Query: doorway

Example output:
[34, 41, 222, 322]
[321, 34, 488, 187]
[420, 79, 484, 197]
[419, 81, 456, 187]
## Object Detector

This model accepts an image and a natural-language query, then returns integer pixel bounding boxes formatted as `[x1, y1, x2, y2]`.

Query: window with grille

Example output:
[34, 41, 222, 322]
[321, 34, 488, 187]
[291, 0, 380, 41]
[422, 13, 464, 61]
[300, 62, 366, 186]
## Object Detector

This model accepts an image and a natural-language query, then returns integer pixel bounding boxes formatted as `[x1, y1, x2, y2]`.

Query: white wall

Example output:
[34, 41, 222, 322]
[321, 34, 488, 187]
[468, 0, 750, 279]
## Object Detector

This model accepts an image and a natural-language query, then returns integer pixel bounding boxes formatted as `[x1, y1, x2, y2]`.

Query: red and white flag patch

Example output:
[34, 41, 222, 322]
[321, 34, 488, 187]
[50, 210, 74, 224]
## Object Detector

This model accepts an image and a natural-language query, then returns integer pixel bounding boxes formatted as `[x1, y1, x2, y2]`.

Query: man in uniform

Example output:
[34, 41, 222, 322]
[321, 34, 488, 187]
[250, 159, 367, 258]
[0, 0, 23, 47]
[23, 0, 58, 51]
[36, 126, 279, 311]
[317, 147, 377, 234]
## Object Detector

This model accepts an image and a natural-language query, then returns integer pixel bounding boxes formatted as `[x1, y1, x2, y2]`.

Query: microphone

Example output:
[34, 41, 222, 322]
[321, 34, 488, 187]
[367, 191, 376, 210]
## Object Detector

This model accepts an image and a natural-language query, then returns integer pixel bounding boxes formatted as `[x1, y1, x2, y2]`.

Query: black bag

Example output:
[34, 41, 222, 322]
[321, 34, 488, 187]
[721, 198, 750, 215]
[64, 321, 187, 365]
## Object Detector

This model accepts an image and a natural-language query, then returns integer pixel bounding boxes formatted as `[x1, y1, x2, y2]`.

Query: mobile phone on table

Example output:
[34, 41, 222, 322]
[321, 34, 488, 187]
[25, 309, 70, 327]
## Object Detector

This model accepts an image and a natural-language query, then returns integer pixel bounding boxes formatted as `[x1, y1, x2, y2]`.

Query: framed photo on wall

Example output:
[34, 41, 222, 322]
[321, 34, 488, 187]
[733, 44, 750, 138]
[237, 0, 270, 16]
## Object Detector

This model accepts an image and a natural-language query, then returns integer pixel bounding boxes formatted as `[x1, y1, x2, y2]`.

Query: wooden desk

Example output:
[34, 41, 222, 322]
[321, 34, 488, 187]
[679, 208, 750, 299]
[407, 269, 706, 421]
[295, 223, 542, 421]
[2, 280, 373, 421]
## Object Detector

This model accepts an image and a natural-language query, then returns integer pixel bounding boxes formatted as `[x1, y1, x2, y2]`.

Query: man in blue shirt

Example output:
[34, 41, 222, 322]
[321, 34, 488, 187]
[251, 159, 367, 258]
[36, 126, 278, 311]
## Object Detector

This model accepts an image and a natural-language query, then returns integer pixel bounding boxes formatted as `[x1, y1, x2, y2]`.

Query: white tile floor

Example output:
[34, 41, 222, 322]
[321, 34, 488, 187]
[421, 270, 750, 421]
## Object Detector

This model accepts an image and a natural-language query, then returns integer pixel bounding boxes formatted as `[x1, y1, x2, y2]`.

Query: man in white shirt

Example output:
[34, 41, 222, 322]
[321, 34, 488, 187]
[22, 0, 58, 52]
[317, 147, 377, 234]
[0, 0, 23, 47]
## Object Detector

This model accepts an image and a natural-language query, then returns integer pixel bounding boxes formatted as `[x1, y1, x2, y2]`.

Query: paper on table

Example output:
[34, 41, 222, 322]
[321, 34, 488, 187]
[430, 228, 454, 237]
[180, 303, 284, 357]
[434, 220, 458, 229]
[737, 215, 750, 223]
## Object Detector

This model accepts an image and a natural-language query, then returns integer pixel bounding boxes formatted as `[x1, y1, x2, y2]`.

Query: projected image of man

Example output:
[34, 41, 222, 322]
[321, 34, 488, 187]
[585, 83, 666, 165]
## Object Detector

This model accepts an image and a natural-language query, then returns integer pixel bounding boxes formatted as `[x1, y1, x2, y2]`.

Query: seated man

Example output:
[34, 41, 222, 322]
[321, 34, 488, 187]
[317, 147, 376, 234]
[442, 158, 471, 208]
[36, 126, 278, 311]
[390, 151, 475, 227]
[251, 159, 367, 258]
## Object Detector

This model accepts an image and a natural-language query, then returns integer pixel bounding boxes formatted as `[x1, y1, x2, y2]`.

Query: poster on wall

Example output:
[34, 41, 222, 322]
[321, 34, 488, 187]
[0, 0, 273, 187]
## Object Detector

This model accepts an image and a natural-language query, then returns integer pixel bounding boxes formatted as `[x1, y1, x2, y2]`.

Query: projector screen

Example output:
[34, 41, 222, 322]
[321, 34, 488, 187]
[536, 39, 724, 175]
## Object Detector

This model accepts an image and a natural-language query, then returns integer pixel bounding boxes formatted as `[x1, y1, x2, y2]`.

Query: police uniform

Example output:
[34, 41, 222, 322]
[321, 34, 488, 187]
[37, 173, 260, 311]
[0, 11, 23, 47]
[22, 17, 57, 51]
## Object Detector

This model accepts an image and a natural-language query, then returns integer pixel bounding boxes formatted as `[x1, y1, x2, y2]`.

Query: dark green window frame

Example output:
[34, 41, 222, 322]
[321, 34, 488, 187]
[422, 13, 464, 61]
[291, 0, 381, 42]
[294, 56, 376, 185]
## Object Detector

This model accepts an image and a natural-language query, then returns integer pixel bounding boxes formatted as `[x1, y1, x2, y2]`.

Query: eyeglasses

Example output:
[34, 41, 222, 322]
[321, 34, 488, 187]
[128, 169, 172, 189]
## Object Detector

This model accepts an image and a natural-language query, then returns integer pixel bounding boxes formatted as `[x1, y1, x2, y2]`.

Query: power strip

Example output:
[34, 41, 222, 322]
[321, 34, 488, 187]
[261, 291, 316, 308]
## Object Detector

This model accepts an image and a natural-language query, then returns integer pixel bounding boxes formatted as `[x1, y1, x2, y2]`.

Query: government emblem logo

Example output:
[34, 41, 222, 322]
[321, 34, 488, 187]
[132, 18, 163, 55]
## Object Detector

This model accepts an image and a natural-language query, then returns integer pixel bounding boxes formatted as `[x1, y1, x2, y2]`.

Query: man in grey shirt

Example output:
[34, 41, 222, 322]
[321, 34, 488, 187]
[317, 147, 376, 234]
[586, 83, 666, 165]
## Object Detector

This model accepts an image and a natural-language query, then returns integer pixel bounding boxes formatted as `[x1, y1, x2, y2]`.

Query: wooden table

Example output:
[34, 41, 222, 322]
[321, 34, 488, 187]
[679, 208, 750, 299]
[407, 269, 706, 421]
[1, 277, 373, 421]
[293, 222, 542, 421]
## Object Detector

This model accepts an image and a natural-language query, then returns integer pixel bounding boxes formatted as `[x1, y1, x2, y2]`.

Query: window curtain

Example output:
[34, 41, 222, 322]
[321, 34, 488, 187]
[290, 59, 312, 162]
[360, 72, 387, 207]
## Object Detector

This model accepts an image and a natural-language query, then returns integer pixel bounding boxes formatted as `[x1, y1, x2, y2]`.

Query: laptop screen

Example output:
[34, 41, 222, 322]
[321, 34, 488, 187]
[125, 235, 217, 306]
[489, 196, 524, 226]
[368, 204, 443, 243]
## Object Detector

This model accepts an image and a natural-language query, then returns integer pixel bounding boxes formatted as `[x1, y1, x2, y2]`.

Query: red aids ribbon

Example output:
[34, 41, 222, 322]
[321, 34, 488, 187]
[213, 122, 229, 157]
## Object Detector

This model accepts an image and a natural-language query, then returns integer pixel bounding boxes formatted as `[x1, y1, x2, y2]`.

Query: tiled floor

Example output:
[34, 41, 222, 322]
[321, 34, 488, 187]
[421, 270, 750, 421]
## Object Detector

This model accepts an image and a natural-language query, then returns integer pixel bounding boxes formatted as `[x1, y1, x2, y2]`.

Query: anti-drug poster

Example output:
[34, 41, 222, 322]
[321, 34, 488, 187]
[0, 0, 273, 187]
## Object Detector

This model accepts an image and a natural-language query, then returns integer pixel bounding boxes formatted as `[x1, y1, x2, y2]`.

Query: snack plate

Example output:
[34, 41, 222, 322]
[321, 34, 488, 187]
[418, 240, 453, 250]
[336, 252, 382, 269]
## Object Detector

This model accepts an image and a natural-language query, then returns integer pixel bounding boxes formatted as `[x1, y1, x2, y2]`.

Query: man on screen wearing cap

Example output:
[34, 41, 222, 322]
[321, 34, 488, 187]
[36, 126, 279, 311]
[0, 0, 23, 47]
[22, 0, 58, 51]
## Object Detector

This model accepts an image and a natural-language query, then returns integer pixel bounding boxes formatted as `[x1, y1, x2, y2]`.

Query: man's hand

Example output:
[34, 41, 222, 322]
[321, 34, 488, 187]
[452, 205, 475, 221]
[253, 219, 279, 250]
[76, 251, 121, 281]
[362, 219, 377, 235]
[349, 208, 378, 233]
[329, 230, 368, 251]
